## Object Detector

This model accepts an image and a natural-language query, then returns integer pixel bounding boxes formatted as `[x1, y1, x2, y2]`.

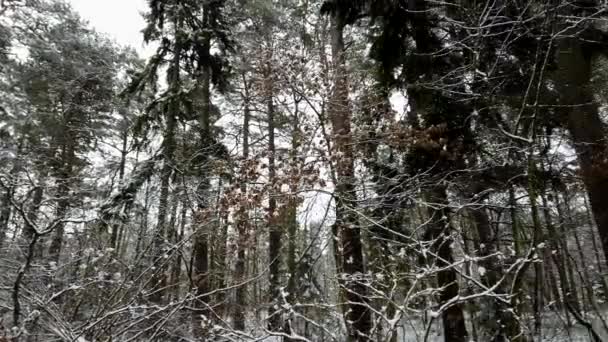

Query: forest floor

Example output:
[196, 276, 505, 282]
[394, 312, 608, 342]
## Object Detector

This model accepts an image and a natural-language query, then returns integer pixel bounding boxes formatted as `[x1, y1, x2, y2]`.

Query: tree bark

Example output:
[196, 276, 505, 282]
[527, 159, 544, 340]
[556, 29, 608, 269]
[48, 142, 74, 264]
[468, 196, 523, 341]
[22, 184, 43, 241]
[234, 73, 250, 331]
[425, 186, 468, 342]
[170, 192, 187, 302]
[192, 42, 213, 339]
[284, 97, 301, 339]
[328, 15, 372, 341]
[0, 176, 12, 247]
[110, 128, 129, 250]
[408, 1, 467, 340]
[148, 104, 176, 304]
[149, 18, 180, 304]
[266, 41, 285, 333]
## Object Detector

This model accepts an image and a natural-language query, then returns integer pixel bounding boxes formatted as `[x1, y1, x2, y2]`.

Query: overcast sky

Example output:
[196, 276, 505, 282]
[68, 0, 154, 56]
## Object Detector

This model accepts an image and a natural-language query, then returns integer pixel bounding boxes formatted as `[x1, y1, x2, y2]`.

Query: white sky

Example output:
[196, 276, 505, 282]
[68, 0, 155, 57]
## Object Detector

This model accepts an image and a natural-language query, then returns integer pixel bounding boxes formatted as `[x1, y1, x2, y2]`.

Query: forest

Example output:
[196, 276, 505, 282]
[1, 0, 608, 341]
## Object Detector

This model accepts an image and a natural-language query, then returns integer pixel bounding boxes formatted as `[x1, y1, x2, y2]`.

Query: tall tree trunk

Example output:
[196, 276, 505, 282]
[1, 145, 23, 248]
[266, 41, 285, 333]
[556, 28, 608, 268]
[149, 21, 180, 303]
[170, 192, 187, 302]
[22, 184, 43, 242]
[425, 186, 467, 342]
[584, 194, 608, 295]
[508, 184, 535, 328]
[527, 159, 544, 340]
[213, 185, 228, 317]
[234, 73, 250, 331]
[468, 194, 522, 341]
[407, 1, 467, 339]
[328, 15, 372, 341]
[148, 107, 176, 304]
[192, 47, 212, 338]
[0, 175, 12, 247]
[134, 181, 151, 262]
[540, 189, 578, 316]
[284, 97, 301, 339]
[548, 188, 584, 311]
[48, 142, 75, 264]
[544, 249, 563, 311]
[509, 187, 522, 258]
[360, 85, 400, 342]
[110, 129, 129, 249]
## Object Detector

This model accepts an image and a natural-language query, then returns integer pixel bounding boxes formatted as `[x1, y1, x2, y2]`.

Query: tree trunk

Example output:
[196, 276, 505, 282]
[468, 196, 522, 341]
[0, 177, 12, 247]
[48, 142, 74, 264]
[192, 46, 213, 338]
[328, 14, 372, 341]
[0, 147, 23, 248]
[215, 198, 229, 317]
[584, 194, 608, 295]
[550, 189, 586, 311]
[425, 186, 468, 342]
[284, 99, 301, 339]
[22, 184, 43, 242]
[556, 29, 608, 269]
[20, 180, 44, 269]
[234, 73, 250, 331]
[266, 41, 285, 333]
[149, 20, 180, 303]
[527, 159, 544, 340]
[540, 189, 579, 319]
[134, 180, 151, 263]
[148, 109, 175, 304]
[110, 129, 129, 249]
[170, 193, 187, 301]
[407, 1, 467, 339]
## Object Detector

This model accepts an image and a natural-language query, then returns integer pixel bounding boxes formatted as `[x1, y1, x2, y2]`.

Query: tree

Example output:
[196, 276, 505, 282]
[1, 0, 608, 341]
[13, 2, 123, 263]
[136, 0, 233, 335]
[322, 2, 373, 339]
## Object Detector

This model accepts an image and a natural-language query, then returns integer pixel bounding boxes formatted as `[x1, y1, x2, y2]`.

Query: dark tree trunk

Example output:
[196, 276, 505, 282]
[149, 20, 180, 303]
[561, 189, 598, 309]
[527, 159, 544, 340]
[328, 15, 372, 341]
[425, 186, 467, 342]
[48, 215, 69, 268]
[22, 184, 43, 242]
[267, 43, 285, 333]
[469, 197, 523, 341]
[192, 51, 212, 339]
[234, 73, 250, 331]
[541, 188, 580, 313]
[213, 186, 228, 317]
[1, 147, 24, 248]
[407, 1, 468, 340]
[48, 142, 75, 263]
[556, 29, 608, 268]
[284, 98, 301, 339]
[0, 179, 12, 247]
[148, 107, 176, 303]
[110, 129, 129, 249]
[170, 193, 187, 301]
